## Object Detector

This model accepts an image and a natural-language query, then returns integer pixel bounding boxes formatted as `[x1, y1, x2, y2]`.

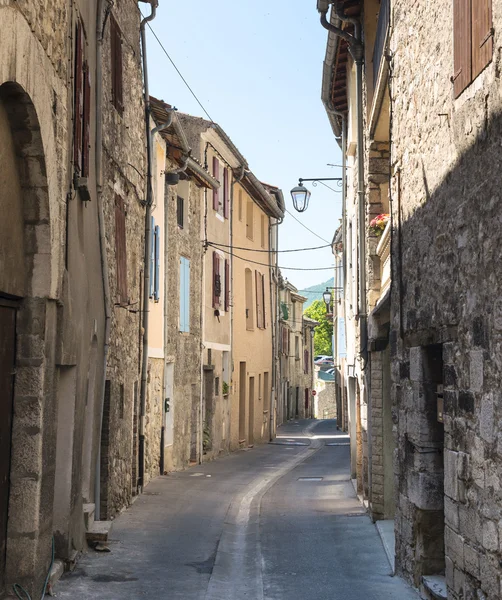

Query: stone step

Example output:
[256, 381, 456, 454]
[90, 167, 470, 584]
[86, 520, 113, 544]
[83, 503, 95, 530]
[421, 575, 447, 600]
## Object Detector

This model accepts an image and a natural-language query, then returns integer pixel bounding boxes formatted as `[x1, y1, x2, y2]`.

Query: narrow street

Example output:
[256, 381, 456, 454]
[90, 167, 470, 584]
[56, 420, 417, 600]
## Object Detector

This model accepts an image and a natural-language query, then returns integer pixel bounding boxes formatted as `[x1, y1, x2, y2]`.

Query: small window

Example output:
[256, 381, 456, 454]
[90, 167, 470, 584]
[215, 377, 220, 396]
[295, 336, 300, 360]
[149, 218, 160, 301]
[119, 383, 125, 419]
[110, 15, 123, 114]
[114, 195, 128, 304]
[245, 268, 254, 330]
[179, 257, 190, 332]
[246, 201, 254, 240]
[212, 252, 222, 308]
[73, 21, 91, 177]
[177, 196, 184, 228]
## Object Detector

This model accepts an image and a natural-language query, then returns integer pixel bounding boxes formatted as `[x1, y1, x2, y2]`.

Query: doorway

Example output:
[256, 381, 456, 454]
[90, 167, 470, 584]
[0, 303, 16, 589]
[203, 368, 214, 453]
[239, 362, 246, 444]
[248, 376, 255, 446]
[295, 387, 299, 418]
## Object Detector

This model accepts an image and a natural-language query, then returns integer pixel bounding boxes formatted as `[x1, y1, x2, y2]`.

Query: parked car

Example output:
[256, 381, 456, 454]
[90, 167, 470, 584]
[314, 355, 331, 363]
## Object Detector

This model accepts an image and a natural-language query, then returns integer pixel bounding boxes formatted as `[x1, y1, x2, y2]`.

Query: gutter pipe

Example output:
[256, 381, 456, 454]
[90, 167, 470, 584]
[138, 0, 158, 491]
[94, 0, 113, 521]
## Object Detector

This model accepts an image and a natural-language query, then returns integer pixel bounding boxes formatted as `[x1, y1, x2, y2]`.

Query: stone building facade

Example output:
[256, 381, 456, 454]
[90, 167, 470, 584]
[321, 0, 502, 598]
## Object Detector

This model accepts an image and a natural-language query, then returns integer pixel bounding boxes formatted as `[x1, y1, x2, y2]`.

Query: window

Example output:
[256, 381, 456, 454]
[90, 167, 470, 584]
[453, 0, 493, 97]
[212, 252, 222, 308]
[282, 326, 289, 356]
[246, 201, 254, 240]
[74, 20, 91, 177]
[110, 15, 123, 114]
[179, 257, 190, 332]
[177, 196, 184, 228]
[295, 336, 300, 360]
[149, 217, 160, 301]
[238, 189, 243, 221]
[223, 167, 229, 219]
[304, 349, 309, 374]
[225, 259, 230, 312]
[119, 383, 125, 419]
[255, 271, 266, 329]
[215, 377, 220, 396]
[212, 157, 220, 211]
[258, 374, 262, 401]
[260, 215, 266, 248]
[245, 268, 254, 330]
[114, 195, 128, 304]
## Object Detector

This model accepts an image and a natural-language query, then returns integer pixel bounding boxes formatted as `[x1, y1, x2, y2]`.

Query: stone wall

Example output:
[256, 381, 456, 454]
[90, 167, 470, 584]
[99, 0, 146, 517]
[315, 375, 336, 420]
[390, 1, 502, 597]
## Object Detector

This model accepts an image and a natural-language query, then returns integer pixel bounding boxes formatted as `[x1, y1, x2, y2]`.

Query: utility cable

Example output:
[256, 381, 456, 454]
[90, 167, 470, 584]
[284, 209, 331, 244]
[145, 21, 214, 122]
[207, 241, 331, 253]
[206, 242, 334, 271]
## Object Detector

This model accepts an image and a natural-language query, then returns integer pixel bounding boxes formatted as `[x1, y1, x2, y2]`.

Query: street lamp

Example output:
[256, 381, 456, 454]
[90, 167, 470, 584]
[323, 289, 332, 311]
[289, 178, 343, 213]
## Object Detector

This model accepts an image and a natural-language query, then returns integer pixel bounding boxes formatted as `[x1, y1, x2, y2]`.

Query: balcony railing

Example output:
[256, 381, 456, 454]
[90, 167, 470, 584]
[373, 0, 390, 87]
[376, 220, 391, 296]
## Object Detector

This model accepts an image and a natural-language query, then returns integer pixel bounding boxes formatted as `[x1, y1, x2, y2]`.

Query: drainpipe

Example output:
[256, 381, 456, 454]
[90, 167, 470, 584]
[319, 2, 367, 364]
[94, 0, 113, 522]
[138, 0, 158, 491]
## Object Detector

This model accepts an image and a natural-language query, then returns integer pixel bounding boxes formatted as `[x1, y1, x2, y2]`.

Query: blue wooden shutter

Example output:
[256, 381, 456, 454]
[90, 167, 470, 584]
[154, 225, 160, 301]
[149, 216, 155, 298]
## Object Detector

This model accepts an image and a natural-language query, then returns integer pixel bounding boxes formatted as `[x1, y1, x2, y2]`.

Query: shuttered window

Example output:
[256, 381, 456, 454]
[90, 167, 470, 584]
[110, 15, 123, 114]
[223, 168, 229, 219]
[212, 252, 221, 308]
[154, 225, 160, 301]
[453, 0, 492, 97]
[225, 259, 230, 312]
[255, 271, 263, 329]
[212, 158, 220, 211]
[179, 257, 190, 332]
[304, 349, 309, 374]
[149, 216, 155, 298]
[74, 21, 84, 171]
[177, 196, 184, 228]
[114, 195, 128, 304]
[82, 62, 91, 177]
[261, 273, 266, 328]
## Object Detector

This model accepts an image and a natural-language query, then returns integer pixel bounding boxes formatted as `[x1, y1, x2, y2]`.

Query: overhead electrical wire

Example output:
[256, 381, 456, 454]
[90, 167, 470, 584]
[206, 242, 334, 271]
[284, 209, 331, 244]
[145, 21, 214, 122]
[206, 241, 331, 253]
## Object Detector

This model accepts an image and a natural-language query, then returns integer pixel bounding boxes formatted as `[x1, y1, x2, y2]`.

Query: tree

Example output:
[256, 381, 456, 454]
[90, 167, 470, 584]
[304, 299, 333, 356]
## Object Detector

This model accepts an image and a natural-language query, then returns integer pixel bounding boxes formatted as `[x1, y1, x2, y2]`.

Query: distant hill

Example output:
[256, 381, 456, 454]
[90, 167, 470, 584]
[300, 277, 335, 309]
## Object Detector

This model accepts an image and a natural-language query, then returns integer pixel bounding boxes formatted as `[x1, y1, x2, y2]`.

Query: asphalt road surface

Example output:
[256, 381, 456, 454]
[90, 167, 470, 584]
[56, 419, 418, 599]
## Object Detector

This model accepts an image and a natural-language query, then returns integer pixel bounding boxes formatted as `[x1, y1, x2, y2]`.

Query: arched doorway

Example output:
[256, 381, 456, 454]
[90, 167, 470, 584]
[0, 81, 55, 595]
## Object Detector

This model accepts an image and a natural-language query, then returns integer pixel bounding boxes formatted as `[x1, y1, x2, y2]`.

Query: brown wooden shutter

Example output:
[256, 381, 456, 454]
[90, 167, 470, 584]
[223, 168, 229, 219]
[213, 158, 220, 211]
[82, 61, 91, 177]
[114, 195, 128, 303]
[453, 0, 472, 98]
[255, 271, 262, 328]
[212, 251, 220, 308]
[111, 15, 123, 114]
[472, 0, 493, 79]
[225, 259, 230, 312]
[74, 21, 84, 171]
[261, 274, 266, 328]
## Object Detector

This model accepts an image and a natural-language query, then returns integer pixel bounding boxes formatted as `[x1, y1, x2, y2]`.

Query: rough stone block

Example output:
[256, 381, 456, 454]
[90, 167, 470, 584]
[479, 393, 494, 443]
[469, 350, 484, 392]
[444, 496, 459, 531]
[409, 347, 423, 382]
[408, 471, 444, 510]
[479, 553, 499, 599]
[444, 449, 459, 500]
[482, 520, 498, 552]
[445, 525, 464, 569]
[464, 543, 480, 578]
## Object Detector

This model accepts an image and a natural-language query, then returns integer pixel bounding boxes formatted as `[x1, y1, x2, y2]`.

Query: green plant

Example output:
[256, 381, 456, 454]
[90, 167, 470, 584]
[304, 299, 333, 356]
[222, 381, 229, 395]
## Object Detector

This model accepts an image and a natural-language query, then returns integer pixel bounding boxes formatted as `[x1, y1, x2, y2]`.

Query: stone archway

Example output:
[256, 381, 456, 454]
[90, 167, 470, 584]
[0, 81, 57, 596]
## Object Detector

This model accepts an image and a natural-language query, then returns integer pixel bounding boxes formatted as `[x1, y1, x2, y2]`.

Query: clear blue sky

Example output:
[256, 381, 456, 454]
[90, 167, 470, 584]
[146, 0, 343, 290]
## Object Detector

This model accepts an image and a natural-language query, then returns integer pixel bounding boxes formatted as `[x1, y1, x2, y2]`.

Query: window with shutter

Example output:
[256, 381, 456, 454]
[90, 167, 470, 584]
[177, 196, 184, 228]
[82, 62, 91, 178]
[114, 195, 128, 304]
[225, 259, 230, 312]
[261, 274, 266, 329]
[154, 225, 160, 301]
[453, 0, 492, 97]
[110, 15, 124, 114]
[223, 168, 229, 219]
[74, 21, 84, 172]
[149, 216, 155, 298]
[213, 252, 221, 308]
[179, 257, 190, 332]
[212, 158, 220, 211]
[304, 349, 309, 374]
[255, 271, 263, 329]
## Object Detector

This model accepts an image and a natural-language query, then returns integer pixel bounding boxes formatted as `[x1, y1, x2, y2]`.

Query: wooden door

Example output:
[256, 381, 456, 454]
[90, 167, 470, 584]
[0, 305, 16, 585]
